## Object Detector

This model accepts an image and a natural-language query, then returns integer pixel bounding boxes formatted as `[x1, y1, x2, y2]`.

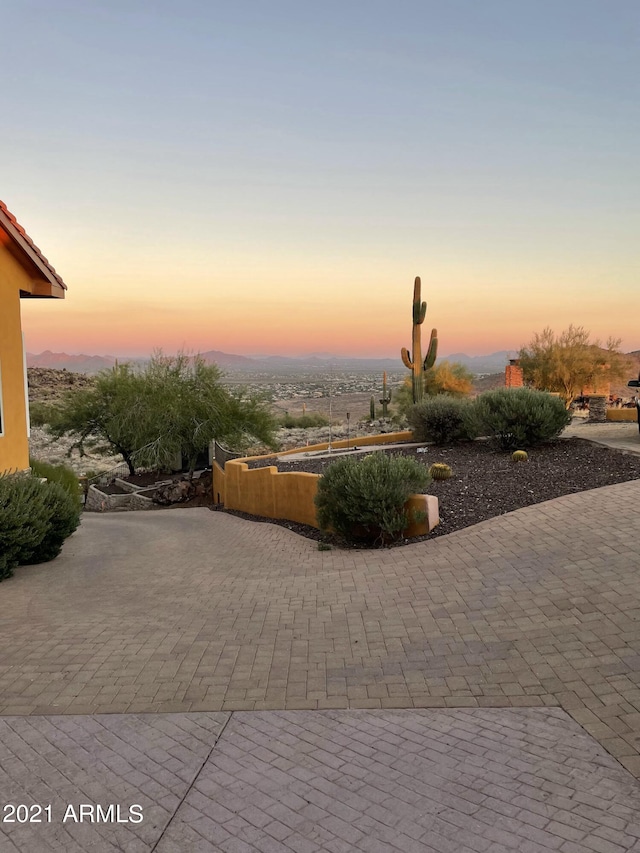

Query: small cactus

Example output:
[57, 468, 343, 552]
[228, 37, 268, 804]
[370, 396, 376, 420]
[379, 371, 392, 417]
[512, 450, 528, 462]
[429, 462, 452, 480]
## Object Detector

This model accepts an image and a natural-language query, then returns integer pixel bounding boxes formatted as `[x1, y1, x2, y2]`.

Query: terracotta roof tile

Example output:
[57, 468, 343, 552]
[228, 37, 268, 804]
[0, 200, 67, 291]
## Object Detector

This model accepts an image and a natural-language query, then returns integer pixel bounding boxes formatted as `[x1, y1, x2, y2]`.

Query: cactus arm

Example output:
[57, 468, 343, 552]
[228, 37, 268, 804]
[401, 347, 414, 370]
[423, 328, 438, 371]
[412, 277, 426, 326]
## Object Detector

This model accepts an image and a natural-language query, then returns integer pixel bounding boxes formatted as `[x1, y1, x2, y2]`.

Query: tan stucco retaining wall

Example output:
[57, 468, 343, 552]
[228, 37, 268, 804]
[606, 409, 638, 422]
[212, 431, 439, 535]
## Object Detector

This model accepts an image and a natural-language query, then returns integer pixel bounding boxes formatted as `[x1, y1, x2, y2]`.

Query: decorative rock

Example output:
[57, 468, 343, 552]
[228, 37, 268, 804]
[152, 479, 196, 505]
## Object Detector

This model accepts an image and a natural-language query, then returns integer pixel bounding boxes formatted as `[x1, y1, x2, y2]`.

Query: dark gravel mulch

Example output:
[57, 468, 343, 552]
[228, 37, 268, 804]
[97, 483, 129, 495]
[215, 437, 640, 548]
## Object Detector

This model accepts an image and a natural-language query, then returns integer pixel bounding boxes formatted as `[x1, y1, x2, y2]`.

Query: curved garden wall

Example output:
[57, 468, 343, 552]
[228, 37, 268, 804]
[212, 430, 439, 536]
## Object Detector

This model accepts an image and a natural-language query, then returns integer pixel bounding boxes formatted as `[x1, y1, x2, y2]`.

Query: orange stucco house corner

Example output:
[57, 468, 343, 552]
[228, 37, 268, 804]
[0, 201, 67, 474]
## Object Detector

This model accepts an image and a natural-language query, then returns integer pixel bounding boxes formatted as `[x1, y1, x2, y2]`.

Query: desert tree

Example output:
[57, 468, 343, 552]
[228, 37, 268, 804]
[47, 363, 144, 475]
[518, 325, 629, 408]
[48, 352, 277, 476]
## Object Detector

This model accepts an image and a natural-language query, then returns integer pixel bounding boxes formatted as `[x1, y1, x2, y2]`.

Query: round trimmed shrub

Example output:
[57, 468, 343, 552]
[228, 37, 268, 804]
[29, 481, 81, 564]
[314, 452, 431, 545]
[407, 396, 479, 445]
[473, 388, 571, 451]
[0, 475, 80, 581]
[0, 476, 51, 580]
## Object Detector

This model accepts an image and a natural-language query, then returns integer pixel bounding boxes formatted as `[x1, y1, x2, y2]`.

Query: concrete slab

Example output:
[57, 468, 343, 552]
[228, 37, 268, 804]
[0, 712, 228, 852]
[563, 421, 640, 456]
[2, 709, 640, 853]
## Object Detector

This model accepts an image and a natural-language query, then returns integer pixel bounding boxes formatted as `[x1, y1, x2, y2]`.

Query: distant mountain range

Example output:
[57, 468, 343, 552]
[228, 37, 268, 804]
[25, 349, 519, 375]
[27, 351, 118, 373]
[25, 349, 259, 373]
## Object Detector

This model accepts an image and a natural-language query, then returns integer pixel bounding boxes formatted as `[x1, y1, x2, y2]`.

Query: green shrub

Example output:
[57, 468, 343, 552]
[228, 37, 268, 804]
[30, 459, 82, 507]
[29, 401, 57, 427]
[279, 413, 329, 429]
[29, 481, 80, 564]
[0, 477, 51, 580]
[407, 396, 478, 444]
[314, 452, 431, 545]
[0, 475, 80, 581]
[472, 388, 571, 451]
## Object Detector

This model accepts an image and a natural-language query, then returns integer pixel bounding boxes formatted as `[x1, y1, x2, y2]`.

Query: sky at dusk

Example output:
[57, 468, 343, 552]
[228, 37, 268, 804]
[3, 0, 639, 358]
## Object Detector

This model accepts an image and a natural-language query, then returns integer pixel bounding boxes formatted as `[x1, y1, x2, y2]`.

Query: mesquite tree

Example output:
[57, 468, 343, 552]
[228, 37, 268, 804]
[48, 352, 277, 475]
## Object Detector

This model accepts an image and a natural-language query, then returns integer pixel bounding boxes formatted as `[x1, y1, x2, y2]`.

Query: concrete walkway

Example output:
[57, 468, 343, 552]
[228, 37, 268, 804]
[2, 470, 640, 851]
[563, 419, 640, 455]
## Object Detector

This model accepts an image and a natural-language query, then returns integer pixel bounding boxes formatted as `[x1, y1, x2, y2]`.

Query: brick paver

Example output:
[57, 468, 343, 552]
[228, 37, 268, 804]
[2, 709, 640, 852]
[1, 480, 640, 777]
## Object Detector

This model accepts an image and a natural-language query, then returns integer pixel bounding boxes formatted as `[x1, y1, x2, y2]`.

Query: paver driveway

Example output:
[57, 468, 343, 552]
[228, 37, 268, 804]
[1, 479, 640, 778]
[2, 479, 640, 851]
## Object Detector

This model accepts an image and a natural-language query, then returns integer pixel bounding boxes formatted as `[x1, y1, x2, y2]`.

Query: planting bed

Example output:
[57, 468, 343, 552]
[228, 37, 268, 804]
[222, 437, 640, 546]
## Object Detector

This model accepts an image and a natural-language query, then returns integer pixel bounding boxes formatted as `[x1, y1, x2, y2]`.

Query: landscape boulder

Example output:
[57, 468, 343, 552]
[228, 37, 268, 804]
[152, 479, 196, 505]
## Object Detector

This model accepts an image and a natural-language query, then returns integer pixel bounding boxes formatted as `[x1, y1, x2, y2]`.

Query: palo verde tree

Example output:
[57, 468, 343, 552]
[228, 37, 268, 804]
[48, 352, 277, 475]
[518, 325, 629, 408]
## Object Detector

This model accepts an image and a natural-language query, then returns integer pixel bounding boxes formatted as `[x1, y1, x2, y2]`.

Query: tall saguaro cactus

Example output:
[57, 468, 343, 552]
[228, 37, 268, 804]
[401, 276, 438, 404]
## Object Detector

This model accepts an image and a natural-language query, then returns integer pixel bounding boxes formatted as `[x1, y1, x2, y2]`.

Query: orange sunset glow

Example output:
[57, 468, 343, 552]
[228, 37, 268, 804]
[20, 251, 639, 359]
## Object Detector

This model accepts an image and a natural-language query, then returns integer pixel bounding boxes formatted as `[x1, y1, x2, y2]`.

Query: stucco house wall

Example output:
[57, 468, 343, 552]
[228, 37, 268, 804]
[0, 202, 67, 474]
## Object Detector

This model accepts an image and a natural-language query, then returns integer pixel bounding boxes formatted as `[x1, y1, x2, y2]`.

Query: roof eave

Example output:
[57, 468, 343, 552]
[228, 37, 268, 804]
[19, 281, 66, 299]
[0, 205, 68, 297]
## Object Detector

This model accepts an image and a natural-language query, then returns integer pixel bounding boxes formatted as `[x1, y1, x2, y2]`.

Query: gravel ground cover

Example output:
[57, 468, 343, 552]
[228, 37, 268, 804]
[222, 437, 640, 547]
